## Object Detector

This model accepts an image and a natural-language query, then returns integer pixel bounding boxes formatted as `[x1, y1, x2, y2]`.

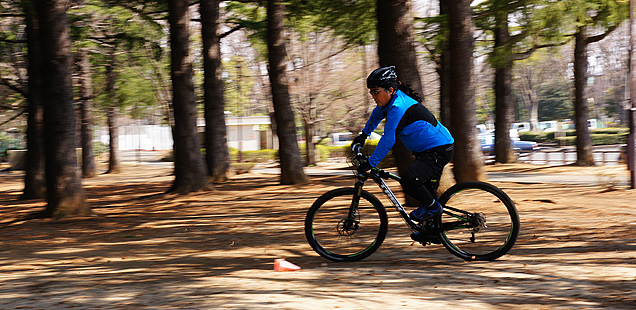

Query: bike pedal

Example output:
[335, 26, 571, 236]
[410, 233, 428, 246]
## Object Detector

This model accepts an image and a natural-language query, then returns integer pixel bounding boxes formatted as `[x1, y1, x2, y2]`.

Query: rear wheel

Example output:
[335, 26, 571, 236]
[305, 188, 388, 262]
[438, 181, 520, 261]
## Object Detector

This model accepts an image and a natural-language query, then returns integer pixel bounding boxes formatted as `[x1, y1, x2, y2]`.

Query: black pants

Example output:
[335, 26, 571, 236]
[399, 144, 454, 207]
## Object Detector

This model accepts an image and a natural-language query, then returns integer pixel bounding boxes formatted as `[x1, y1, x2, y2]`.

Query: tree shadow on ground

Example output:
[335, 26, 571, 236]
[1, 170, 635, 308]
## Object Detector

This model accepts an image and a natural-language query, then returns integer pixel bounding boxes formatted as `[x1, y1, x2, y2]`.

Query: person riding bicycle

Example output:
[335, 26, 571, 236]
[353, 66, 454, 225]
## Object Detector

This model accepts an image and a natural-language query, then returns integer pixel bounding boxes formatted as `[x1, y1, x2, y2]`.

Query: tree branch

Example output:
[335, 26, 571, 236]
[512, 37, 573, 61]
[0, 77, 27, 98]
[0, 38, 27, 44]
[585, 23, 620, 45]
[0, 108, 26, 127]
[220, 24, 245, 39]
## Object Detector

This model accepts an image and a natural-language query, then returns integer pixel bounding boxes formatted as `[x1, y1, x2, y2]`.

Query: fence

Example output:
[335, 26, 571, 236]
[514, 149, 624, 166]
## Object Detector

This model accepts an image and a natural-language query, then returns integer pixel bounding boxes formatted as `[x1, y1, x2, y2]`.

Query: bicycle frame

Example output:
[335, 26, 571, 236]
[352, 167, 421, 233]
[352, 166, 479, 235]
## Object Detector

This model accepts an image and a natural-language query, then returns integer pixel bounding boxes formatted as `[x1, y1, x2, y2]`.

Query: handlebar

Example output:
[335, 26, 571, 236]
[350, 143, 393, 179]
[351, 143, 367, 168]
[351, 143, 363, 155]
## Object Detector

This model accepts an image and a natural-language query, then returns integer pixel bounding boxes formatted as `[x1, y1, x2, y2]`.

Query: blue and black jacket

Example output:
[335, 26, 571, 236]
[362, 89, 454, 167]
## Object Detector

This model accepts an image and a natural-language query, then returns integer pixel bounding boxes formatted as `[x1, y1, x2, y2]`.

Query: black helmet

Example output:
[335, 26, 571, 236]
[367, 66, 397, 89]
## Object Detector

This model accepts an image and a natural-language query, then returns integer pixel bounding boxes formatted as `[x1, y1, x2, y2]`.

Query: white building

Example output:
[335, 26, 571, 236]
[97, 116, 274, 151]
[198, 116, 276, 151]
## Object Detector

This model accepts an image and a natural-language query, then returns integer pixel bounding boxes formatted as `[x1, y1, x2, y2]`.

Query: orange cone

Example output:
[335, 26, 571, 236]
[274, 258, 301, 271]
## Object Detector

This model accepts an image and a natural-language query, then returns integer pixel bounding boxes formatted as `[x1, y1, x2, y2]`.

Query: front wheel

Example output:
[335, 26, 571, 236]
[305, 188, 388, 262]
[438, 181, 520, 261]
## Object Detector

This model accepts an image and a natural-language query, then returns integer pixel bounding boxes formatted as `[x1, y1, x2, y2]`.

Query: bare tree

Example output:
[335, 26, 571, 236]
[287, 31, 365, 165]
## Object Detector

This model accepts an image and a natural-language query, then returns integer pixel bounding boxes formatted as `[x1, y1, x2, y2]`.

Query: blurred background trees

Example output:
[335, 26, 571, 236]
[0, 0, 632, 217]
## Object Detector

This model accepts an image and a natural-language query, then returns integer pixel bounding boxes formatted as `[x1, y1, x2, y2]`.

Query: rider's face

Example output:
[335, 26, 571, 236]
[369, 87, 393, 107]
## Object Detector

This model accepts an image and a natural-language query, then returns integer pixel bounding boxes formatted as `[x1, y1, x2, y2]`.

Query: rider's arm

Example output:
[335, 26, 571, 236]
[361, 106, 385, 136]
[368, 105, 401, 167]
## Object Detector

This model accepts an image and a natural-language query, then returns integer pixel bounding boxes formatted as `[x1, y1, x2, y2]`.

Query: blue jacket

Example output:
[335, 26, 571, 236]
[362, 89, 454, 167]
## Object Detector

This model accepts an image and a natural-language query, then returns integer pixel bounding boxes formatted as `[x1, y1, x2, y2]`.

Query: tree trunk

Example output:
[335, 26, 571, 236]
[22, 2, 46, 200]
[168, 0, 209, 193]
[303, 93, 318, 166]
[573, 27, 595, 166]
[360, 44, 373, 121]
[493, 8, 516, 164]
[448, 0, 485, 182]
[105, 59, 121, 174]
[436, 0, 456, 194]
[377, 0, 423, 96]
[267, 0, 308, 185]
[305, 121, 316, 166]
[438, 0, 451, 127]
[78, 49, 97, 178]
[377, 0, 423, 205]
[106, 106, 121, 173]
[36, 0, 90, 218]
[200, 0, 230, 182]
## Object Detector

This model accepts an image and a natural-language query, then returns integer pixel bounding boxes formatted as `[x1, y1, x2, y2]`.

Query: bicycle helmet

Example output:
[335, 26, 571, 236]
[367, 66, 397, 89]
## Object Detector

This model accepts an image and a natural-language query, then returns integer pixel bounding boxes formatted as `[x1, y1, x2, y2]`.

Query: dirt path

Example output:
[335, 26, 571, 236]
[1, 163, 635, 309]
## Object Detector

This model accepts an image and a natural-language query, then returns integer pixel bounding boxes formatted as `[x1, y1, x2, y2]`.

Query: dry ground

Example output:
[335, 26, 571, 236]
[1, 162, 635, 309]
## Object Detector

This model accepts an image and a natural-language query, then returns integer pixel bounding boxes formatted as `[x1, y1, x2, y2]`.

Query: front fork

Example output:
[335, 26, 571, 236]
[348, 175, 366, 222]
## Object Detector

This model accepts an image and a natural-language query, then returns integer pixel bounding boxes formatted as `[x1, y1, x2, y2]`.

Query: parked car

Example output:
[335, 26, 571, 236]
[479, 133, 539, 156]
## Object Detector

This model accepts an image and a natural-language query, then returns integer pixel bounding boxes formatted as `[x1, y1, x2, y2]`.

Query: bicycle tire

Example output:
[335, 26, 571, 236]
[438, 181, 520, 261]
[305, 188, 388, 262]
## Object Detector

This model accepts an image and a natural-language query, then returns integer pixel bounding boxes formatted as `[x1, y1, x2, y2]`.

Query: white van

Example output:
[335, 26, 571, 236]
[588, 119, 604, 129]
[511, 122, 531, 132]
[538, 121, 558, 132]
[328, 132, 382, 146]
[329, 132, 354, 146]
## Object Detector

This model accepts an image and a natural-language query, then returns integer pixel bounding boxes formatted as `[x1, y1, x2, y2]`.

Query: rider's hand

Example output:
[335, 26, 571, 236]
[352, 133, 368, 147]
[357, 160, 372, 173]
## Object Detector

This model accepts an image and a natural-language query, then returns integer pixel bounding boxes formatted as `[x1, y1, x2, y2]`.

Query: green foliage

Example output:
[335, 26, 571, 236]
[286, 0, 376, 46]
[225, 1, 268, 59]
[223, 57, 257, 116]
[229, 148, 278, 163]
[93, 141, 109, 156]
[537, 82, 573, 121]
[519, 131, 551, 143]
[476, 88, 495, 124]
[590, 127, 629, 134]
[416, 12, 449, 66]
[0, 131, 21, 155]
[564, 0, 629, 28]
[590, 132, 628, 145]
[474, 0, 573, 69]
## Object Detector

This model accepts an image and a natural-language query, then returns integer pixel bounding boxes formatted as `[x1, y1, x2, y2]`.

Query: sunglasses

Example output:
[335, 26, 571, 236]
[369, 88, 384, 96]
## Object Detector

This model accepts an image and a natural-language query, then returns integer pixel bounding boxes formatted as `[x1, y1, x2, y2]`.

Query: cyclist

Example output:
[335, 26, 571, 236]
[353, 66, 454, 228]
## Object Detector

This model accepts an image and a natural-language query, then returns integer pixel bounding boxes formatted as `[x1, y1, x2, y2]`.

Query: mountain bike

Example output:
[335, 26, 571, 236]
[304, 144, 520, 262]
